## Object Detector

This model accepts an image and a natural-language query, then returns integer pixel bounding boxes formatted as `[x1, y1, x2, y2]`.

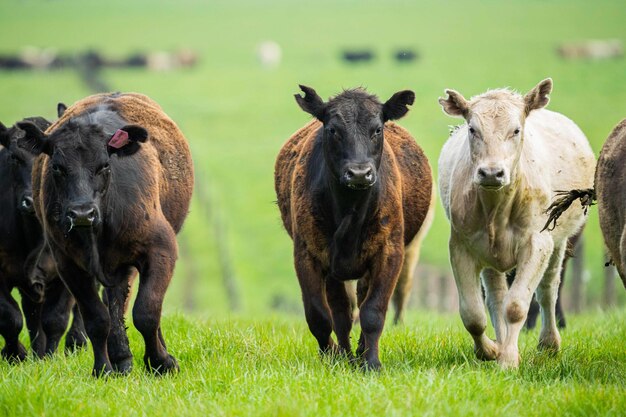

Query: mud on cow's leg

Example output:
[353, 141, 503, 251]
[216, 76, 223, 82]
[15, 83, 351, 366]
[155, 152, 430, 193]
[500, 233, 553, 369]
[450, 235, 498, 361]
[0, 284, 27, 362]
[134, 225, 179, 375]
[55, 255, 112, 376]
[103, 271, 135, 374]
[294, 239, 336, 354]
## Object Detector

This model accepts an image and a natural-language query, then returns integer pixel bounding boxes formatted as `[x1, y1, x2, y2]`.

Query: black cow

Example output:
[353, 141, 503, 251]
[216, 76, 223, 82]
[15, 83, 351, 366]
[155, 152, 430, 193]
[21, 92, 194, 376]
[0, 116, 87, 360]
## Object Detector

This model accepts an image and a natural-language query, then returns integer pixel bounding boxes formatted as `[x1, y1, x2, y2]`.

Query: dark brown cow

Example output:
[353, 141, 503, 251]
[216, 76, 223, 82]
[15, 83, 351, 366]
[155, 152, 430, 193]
[20, 92, 193, 376]
[275, 86, 433, 370]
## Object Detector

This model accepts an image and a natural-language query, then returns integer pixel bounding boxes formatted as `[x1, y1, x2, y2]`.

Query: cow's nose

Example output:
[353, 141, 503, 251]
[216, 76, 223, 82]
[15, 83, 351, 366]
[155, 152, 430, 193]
[343, 165, 376, 189]
[476, 166, 507, 188]
[20, 195, 34, 213]
[67, 206, 98, 227]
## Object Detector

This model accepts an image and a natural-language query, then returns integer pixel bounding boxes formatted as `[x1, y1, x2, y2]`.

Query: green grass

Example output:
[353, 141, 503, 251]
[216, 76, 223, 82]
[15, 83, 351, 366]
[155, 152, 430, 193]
[1, 309, 626, 416]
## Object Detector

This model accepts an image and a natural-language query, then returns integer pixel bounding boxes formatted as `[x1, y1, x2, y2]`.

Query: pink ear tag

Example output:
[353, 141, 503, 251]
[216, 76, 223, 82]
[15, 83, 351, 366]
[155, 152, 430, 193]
[108, 129, 130, 149]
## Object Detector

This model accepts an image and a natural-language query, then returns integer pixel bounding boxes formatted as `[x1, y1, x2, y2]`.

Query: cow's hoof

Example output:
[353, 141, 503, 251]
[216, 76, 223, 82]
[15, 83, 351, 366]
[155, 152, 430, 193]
[1, 343, 27, 363]
[92, 363, 114, 378]
[112, 356, 134, 375]
[474, 338, 498, 361]
[538, 332, 561, 353]
[362, 358, 382, 372]
[497, 347, 520, 369]
[145, 354, 179, 375]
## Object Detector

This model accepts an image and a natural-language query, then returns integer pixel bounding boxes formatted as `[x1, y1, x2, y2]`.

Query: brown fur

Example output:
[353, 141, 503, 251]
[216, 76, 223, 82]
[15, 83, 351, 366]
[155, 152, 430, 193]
[596, 119, 626, 286]
[275, 119, 432, 367]
[31, 92, 193, 376]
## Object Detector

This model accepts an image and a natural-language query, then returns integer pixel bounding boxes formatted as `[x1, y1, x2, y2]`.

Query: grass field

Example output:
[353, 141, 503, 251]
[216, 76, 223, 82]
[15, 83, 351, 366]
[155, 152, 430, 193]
[1, 0, 626, 415]
[1, 310, 626, 416]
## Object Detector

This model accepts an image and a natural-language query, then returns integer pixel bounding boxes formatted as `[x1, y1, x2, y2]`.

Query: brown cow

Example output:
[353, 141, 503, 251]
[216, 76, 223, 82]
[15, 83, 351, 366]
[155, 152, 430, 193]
[275, 86, 433, 370]
[19, 92, 193, 376]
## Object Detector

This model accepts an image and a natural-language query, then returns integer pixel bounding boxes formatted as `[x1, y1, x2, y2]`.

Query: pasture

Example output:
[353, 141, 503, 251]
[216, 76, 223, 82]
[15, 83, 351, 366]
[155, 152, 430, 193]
[1, 0, 626, 415]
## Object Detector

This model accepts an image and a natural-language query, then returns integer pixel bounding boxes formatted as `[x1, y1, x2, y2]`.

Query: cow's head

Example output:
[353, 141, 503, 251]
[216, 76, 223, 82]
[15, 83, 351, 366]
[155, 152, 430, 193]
[295, 85, 414, 190]
[18, 110, 148, 234]
[0, 117, 51, 215]
[439, 78, 552, 191]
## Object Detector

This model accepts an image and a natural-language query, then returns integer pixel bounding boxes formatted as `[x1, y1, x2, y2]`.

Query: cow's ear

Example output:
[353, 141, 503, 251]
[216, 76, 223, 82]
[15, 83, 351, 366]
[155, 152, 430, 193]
[0, 122, 9, 148]
[57, 103, 67, 118]
[107, 124, 149, 157]
[383, 90, 415, 121]
[439, 89, 469, 118]
[16, 121, 52, 155]
[295, 85, 327, 121]
[524, 78, 552, 116]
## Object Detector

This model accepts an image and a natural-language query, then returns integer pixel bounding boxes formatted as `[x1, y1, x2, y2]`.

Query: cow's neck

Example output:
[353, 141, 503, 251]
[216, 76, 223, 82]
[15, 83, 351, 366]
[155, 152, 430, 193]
[475, 176, 522, 249]
[324, 176, 380, 280]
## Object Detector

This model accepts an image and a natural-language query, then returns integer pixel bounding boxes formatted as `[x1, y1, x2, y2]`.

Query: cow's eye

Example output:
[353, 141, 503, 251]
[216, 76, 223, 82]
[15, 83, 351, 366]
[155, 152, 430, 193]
[375, 126, 382, 135]
[52, 164, 64, 175]
[469, 126, 475, 135]
[514, 128, 520, 135]
[329, 127, 336, 135]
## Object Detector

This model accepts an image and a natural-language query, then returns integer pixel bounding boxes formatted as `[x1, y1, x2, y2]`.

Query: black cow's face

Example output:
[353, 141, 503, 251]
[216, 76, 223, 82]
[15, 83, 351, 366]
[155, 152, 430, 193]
[0, 118, 50, 215]
[18, 118, 148, 235]
[295, 85, 414, 190]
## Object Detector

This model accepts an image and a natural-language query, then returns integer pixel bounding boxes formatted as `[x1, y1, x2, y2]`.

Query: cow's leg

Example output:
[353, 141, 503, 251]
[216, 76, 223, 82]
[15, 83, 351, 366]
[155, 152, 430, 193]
[103, 271, 134, 374]
[357, 243, 403, 371]
[20, 293, 45, 358]
[65, 302, 87, 352]
[133, 225, 178, 374]
[392, 237, 421, 325]
[500, 233, 553, 368]
[449, 235, 497, 360]
[0, 283, 27, 362]
[555, 269, 566, 329]
[55, 255, 112, 376]
[481, 269, 507, 343]
[535, 241, 566, 352]
[41, 279, 73, 355]
[325, 277, 353, 358]
[294, 238, 335, 353]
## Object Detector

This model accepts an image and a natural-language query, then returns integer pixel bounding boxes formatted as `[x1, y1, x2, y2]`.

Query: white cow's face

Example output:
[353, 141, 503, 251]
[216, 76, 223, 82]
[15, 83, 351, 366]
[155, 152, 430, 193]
[439, 78, 553, 191]
[465, 99, 524, 190]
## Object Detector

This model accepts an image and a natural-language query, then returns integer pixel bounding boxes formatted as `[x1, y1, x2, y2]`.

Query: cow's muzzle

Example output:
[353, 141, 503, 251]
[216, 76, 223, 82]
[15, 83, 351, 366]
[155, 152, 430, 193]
[341, 164, 376, 190]
[66, 204, 99, 230]
[475, 165, 509, 190]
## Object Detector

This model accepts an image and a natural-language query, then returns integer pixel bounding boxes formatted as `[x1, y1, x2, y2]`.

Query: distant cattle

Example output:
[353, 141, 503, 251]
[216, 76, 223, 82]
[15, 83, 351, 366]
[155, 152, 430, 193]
[438, 79, 595, 368]
[20, 92, 194, 376]
[0, 116, 86, 361]
[275, 85, 433, 370]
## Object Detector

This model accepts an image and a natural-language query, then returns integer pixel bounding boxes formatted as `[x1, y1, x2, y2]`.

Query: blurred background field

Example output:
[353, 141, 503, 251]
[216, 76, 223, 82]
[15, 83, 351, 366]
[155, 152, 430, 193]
[1, 0, 625, 317]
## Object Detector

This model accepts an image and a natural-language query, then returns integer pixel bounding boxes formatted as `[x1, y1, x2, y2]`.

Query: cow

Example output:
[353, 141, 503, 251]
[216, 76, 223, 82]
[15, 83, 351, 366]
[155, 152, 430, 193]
[19, 92, 194, 376]
[0, 115, 87, 361]
[438, 78, 595, 368]
[275, 85, 433, 370]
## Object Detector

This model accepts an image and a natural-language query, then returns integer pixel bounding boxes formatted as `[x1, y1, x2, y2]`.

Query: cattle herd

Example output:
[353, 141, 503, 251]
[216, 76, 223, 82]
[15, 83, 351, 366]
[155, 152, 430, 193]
[0, 79, 624, 376]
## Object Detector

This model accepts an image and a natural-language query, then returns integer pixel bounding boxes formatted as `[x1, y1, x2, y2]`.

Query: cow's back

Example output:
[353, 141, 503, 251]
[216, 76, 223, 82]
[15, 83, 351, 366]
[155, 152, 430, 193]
[41, 92, 193, 233]
[596, 119, 626, 284]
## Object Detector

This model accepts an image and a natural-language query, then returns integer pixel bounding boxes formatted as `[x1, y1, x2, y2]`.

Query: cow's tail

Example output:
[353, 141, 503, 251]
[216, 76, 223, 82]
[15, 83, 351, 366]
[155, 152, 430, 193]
[541, 188, 596, 232]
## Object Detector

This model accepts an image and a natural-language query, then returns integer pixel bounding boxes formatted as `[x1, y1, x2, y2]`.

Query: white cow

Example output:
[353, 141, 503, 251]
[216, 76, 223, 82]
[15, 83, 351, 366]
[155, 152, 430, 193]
[438, 79, 595, 368]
